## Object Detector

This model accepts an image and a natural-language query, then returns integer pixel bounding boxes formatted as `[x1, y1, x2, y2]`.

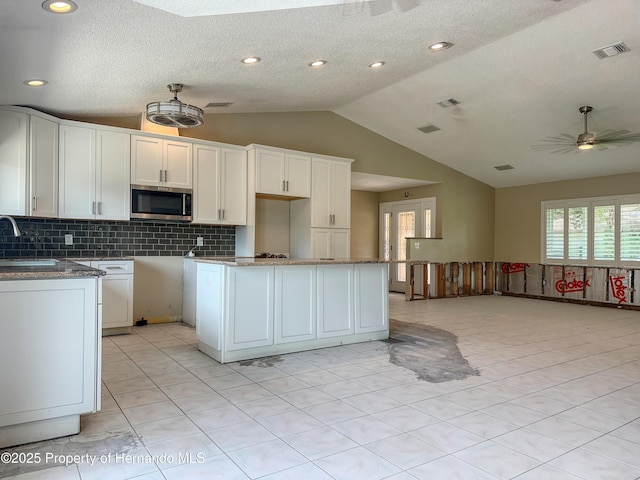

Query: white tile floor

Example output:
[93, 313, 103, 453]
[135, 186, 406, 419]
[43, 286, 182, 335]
[2, 294, 640, 479]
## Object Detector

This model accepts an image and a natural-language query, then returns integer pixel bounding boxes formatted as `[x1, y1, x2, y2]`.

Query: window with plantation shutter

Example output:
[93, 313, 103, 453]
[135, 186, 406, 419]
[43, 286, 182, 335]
[542, 195, 640, 266]
[620, 203, 640, 262]
[567, 206, 587, 260]
[593, 205, 615, 261]
[545, 208, 564, 260]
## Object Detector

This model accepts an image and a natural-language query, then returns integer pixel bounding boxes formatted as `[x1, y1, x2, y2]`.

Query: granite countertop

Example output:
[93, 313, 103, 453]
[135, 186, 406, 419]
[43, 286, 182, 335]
[194, 257, 390, 266]
[0, 259, 107, 280]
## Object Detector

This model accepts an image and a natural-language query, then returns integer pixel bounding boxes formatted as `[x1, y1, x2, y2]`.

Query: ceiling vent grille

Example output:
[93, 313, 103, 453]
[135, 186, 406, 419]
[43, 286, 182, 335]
[417, 124, 441, 134]
[437, 98, 461, 108]
[494, 164, 514, 171]
[204, 102, 233, 108]
[592, 42, 630, 59]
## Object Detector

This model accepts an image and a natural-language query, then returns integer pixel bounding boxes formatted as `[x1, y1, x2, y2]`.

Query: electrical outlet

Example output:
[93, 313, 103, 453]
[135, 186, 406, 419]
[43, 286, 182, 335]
[196, 237, 204, 247]
[64, 234, 73, 246]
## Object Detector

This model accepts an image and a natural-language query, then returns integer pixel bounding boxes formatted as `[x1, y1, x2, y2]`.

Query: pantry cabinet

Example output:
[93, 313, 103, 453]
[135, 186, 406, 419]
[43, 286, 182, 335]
[59, 124, 130, 220]
[0, 110, 28, 216]
[131, 135, 192, 188]
[253, 146, 311, 198]
[192, 144, 247, 225]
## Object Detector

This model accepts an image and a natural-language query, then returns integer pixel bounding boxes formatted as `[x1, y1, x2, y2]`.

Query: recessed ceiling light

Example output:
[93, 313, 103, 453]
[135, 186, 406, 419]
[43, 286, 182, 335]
[309, 60, 327, 67]
[428, 41, 453, 51]
[241, 56, 261, 64]
[23, 79, 48, 87]
[369, 61, 385, 68]
[42, 0, 78, 14]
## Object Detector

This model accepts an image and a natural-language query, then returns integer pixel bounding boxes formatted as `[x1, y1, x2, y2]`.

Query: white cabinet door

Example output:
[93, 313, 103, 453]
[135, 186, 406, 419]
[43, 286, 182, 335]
[255, 149, 311, 198]
[317, 265, 354, 338]
[227, 266, 274, 350]
[59, 126, 130, 220]
[192, 144, 221, 224]
[354, 263, 388, 334]
[275, 265, 316, 343]
[220, 148, 247, 225]
[163, 139, 192, 188]
[330, 161, 350, 228]
[311, 229, 350, 259]
[30, 116, 58, 218]
[131, 135, 163, 186]
[92, 260, 134, 330]
[59, 125, 96, 219]
[0, 111, 28, 216]
[284, 153, 311, 198]
[255, 149, 285, 195]
[97, 130, 130, 220]
[131, 135, 192, 188]
[311, 158, 351, 229]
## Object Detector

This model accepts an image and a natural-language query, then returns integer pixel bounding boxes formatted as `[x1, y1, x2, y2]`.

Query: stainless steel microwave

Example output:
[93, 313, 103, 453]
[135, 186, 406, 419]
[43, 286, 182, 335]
[131, 185, 192, 222]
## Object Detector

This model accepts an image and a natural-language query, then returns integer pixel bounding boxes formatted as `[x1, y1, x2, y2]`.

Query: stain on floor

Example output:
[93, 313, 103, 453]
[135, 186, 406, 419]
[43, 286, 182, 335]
[238, 355, 283, 367]
[387, 319, 480, 383]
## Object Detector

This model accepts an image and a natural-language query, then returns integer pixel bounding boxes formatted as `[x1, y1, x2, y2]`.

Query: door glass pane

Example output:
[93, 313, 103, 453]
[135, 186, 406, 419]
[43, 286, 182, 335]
[396, 211, 415, 282]
[383, 212, 391, 261]
[620, 203, 640, 261]
[546, 208, 564, 259]
[424, 210, 432, 238]
[594, 205, 615, 261]
[567, 206, 587, 260]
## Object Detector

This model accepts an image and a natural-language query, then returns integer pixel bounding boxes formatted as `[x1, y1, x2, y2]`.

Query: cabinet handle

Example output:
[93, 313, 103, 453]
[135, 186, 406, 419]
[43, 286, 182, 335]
[98, 202, 103, 215]
[159, 169, 163, 182]
[164, 170, 168, 183]
[217, 209, 221, 220]
[32, 196, 37, 211]
[92, 201, 96, 214]
[222, 209, 225, 220]
[282, 180, 286, 192]
[286, 180, 289, 192]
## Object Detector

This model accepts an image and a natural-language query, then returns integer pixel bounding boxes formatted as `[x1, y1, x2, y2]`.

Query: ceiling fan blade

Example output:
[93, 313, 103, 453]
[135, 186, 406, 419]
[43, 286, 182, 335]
[558, 133, 577, 141]
[343, 0, 365, 15]
[593, 129, 629, 140]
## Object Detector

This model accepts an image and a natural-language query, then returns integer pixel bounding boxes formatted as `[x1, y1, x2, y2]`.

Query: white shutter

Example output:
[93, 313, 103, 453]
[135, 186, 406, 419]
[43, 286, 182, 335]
[593, 205, 615, 261]
[545, 208, 564, 260]
[620, 203, 640, 262]
[567, 206, 588, 261]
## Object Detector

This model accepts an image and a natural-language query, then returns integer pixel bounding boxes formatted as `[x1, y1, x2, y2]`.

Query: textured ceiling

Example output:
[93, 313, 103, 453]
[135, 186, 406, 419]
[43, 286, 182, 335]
[2, 0, 639, 188]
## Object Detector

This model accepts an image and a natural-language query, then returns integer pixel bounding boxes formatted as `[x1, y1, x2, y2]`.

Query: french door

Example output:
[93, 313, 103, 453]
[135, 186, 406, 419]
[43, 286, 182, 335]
[381, 198, 434, 293]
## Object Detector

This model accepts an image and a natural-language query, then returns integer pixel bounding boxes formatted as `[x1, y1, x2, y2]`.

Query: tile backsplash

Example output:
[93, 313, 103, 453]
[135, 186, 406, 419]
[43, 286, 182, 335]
[0, 218, 235, 258]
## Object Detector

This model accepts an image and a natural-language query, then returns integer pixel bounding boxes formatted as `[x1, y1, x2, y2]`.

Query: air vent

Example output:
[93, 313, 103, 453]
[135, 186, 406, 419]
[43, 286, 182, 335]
[204, 102, 233, 108]
[592, 42, 630, 59]
[494, 164, 514, 171]
[417, 124, 441, 134]
[437, 98, 461, 108]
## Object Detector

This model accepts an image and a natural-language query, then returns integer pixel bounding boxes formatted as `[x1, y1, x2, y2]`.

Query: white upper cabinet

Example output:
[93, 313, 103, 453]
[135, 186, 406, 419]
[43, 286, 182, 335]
[59, 124, 130, 220]
[310, 228, 350, 259]
[131, 135, 192, 188]
[311, 158, 350, 229]
[0, 110, 28, 216]
[30, 116, 59, 218]
[192, 144, 247, 225]
[255, 148, 311, 198]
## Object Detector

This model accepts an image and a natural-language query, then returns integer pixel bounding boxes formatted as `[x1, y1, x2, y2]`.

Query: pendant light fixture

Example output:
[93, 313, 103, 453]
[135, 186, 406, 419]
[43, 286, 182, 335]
[146, 83, 204, 128]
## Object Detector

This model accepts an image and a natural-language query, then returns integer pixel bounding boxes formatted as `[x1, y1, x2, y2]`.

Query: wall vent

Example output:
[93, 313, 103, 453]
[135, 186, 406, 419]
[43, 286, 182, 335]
[417, 124, 441, 134]
[437, 98, 461, 108]
[204, 102, 233, 108]
[494, 164, 514, 171]
[592, 42, 630, 59]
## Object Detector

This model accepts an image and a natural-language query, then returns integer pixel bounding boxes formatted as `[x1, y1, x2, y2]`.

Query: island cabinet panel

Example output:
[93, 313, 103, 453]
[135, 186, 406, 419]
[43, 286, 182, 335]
[275, 265, 317, 344]
[227, 266, 274, 350]
[317, 264, 355, 338]
[196, 264, 225, 351]
[355, 263, 389, 333]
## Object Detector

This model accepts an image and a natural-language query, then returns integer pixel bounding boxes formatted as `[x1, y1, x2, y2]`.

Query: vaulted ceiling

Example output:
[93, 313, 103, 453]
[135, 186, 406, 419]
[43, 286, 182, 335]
[2, 0, 639, 188]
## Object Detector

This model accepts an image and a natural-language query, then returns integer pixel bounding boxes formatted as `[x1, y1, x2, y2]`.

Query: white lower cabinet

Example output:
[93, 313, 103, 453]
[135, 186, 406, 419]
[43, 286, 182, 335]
[355, 263, 389, 333]
[317, 264, 354, 338]
[0, 277, 100, 448]
[275, 265, 316, 343]
[76, 260, 134, 334]
[195, 262, 388, 363]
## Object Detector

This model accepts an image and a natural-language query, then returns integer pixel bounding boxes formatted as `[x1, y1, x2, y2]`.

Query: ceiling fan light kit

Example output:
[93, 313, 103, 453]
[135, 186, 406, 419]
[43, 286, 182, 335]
[146, 83, 204, 128]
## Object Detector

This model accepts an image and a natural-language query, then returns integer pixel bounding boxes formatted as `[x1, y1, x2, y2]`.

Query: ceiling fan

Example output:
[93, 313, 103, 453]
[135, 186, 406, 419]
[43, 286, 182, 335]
[343, 0, 419, 16]
[531, 106, 640, 154]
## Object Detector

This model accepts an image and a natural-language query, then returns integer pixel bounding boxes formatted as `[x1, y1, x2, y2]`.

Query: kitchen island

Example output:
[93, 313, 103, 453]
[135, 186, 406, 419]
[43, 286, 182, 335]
[0, 259, 104, 448]
[195, 257, 389, 363]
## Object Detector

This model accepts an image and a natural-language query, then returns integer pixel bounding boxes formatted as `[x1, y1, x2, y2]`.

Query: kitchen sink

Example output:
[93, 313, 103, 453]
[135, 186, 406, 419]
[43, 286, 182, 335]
[0, 259, 59, 267]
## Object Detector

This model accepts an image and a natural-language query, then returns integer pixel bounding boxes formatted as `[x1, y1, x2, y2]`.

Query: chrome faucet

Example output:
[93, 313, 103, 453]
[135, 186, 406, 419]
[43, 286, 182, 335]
[0, 216, 21, 237]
